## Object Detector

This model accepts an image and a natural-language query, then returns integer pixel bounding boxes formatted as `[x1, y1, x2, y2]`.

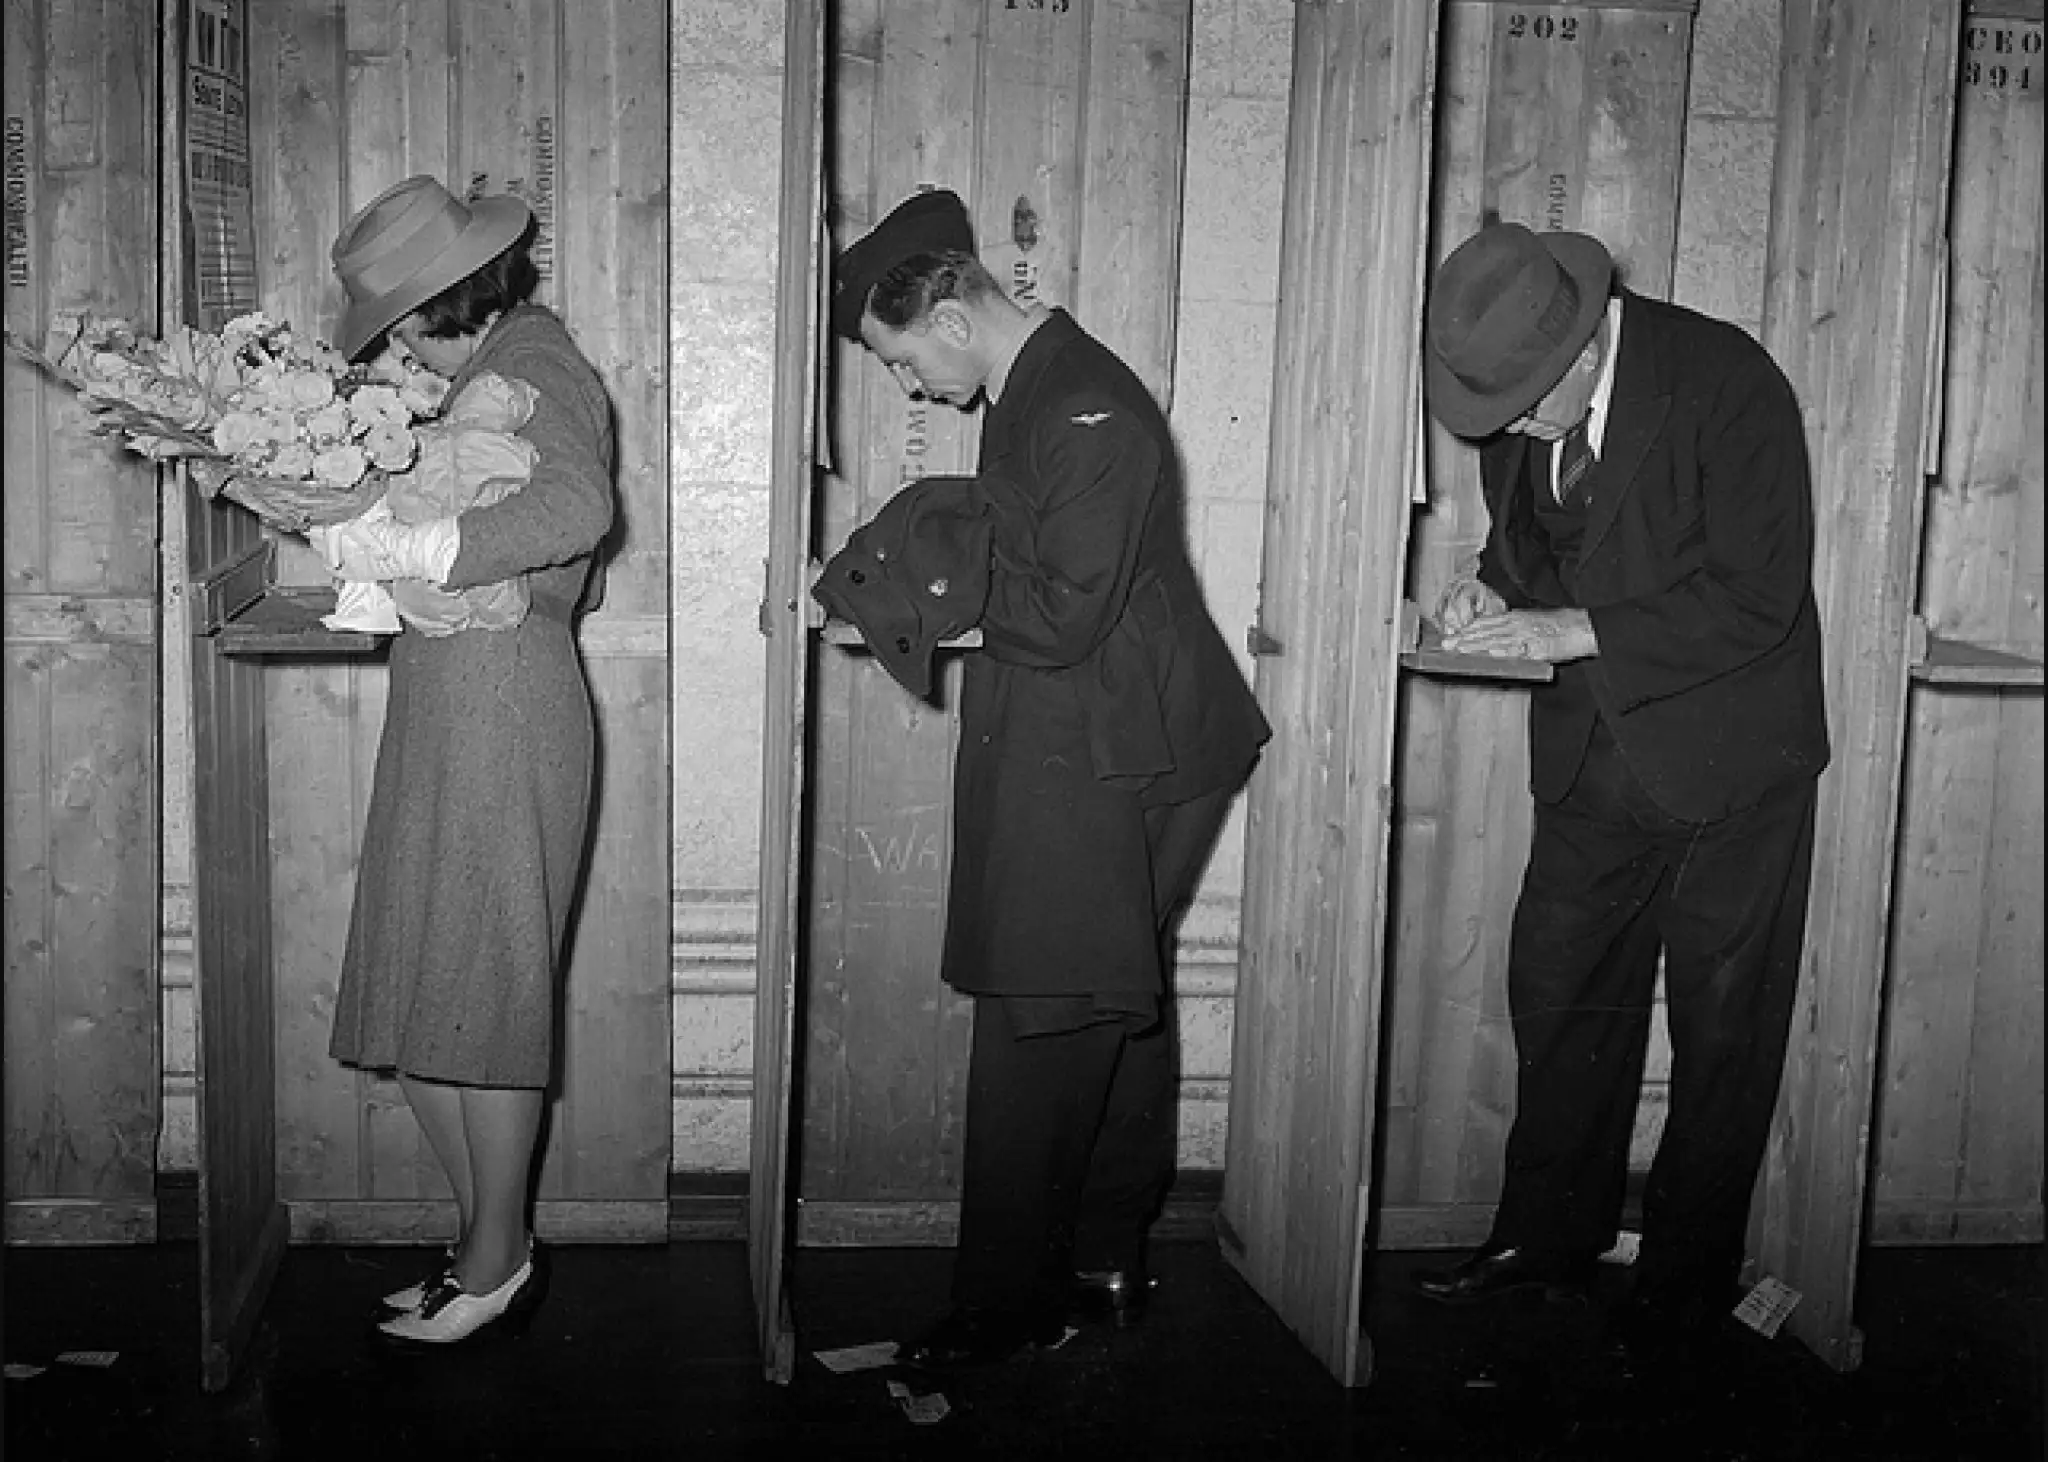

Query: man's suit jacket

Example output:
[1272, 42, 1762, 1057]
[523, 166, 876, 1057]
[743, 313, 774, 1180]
[939, 309, 1270, 999]
[1475, 291, 1830, 823]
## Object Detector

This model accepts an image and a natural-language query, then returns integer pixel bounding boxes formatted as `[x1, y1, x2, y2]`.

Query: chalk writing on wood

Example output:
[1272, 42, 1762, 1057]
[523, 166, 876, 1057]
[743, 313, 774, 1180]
[852, 819, 945, 878]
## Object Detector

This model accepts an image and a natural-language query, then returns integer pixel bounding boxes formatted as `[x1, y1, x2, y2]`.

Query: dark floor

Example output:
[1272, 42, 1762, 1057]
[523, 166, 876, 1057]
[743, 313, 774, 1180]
[3, 1234, 2039, 1461]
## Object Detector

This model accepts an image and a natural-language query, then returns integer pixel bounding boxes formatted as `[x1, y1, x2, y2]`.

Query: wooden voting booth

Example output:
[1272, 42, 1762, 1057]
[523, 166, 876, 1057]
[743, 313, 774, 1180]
[3, 0, 677, 1392]
[1385, 0, 1698, 1253]
[1876, 0, 2044, 1251]
[797, 0, 1199, 1248]
[4, 0, 2039, 1399]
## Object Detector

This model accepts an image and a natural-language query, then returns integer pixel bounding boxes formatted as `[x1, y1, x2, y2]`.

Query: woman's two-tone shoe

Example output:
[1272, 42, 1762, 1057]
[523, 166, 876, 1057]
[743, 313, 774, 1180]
[376, 1248, 544, 1347]
[382, 1235, 535, 1314]
[381, 1245, 458, 1313]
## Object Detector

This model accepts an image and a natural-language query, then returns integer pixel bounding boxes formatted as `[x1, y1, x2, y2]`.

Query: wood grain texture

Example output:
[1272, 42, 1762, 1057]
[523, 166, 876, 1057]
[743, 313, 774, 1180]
[1875, 10, 2043, 1246]
[252, 0, 671, 1235]
[1221, 0, 1442, 1390]
[1383, 0, 1693, 1228]
[805, 0, 1194, 1220]
[539, 0, 671, 1214]
[807, 0, 1001, 1211]
[749, 0, 825, 1383]
[2, 0, 162, 1238]
[1755, 0, 1964, 1374]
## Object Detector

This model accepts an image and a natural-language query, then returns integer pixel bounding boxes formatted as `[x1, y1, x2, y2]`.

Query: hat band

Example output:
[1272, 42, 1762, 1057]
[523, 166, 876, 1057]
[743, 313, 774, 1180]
[1450, 270, 1583, 397]
[344, 196, 472, 301]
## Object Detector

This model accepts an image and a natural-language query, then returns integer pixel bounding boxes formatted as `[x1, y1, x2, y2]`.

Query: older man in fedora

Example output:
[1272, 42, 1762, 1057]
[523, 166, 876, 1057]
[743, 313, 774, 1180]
[831, 187, 1270, 1370]
[1413, 221, 1830, 1370]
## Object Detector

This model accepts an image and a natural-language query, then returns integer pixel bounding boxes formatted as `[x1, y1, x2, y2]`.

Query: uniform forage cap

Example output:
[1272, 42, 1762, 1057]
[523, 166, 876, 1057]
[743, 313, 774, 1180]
[832, 188, 976, 341]
[331, 174, 532, 360]
[1425, 221, 1612, 438]
[810, 474, 994, 703]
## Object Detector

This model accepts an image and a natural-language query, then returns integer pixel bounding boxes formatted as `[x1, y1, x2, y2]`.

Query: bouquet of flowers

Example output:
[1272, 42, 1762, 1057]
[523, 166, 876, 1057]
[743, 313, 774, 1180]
[3, 311, 448, 533]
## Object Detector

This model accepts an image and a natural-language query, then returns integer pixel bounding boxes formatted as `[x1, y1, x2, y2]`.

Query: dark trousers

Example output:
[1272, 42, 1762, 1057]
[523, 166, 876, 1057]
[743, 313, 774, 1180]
[1489, 720, 1817, 1302]
[951, 785, 1236, 1316]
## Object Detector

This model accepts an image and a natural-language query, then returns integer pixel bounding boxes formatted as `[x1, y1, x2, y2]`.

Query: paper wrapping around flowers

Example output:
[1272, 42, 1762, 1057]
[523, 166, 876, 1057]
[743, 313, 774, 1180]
[7, 312, 443, 535]
[188, 459, 390, 533]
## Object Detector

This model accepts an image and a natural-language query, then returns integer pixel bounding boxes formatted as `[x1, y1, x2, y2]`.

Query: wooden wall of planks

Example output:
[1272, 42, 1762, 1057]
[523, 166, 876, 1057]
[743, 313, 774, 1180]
[248, 0, 672, 1243]
[1381, 0, 1696, 1248]
[2, 0, 165, 1244]
[1875, 2, 2044, 1248]
[799, 0, 1195, 1242]
[2, 0, 2036, 1257]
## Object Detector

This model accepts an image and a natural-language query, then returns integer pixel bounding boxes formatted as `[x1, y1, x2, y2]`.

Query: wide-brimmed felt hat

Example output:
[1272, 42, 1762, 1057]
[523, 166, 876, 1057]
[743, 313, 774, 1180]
[331, 175, 533, 360]
[810, 474, 993, 703]
[1425, 222, 1612, 437]
[831, 188, 976, 341]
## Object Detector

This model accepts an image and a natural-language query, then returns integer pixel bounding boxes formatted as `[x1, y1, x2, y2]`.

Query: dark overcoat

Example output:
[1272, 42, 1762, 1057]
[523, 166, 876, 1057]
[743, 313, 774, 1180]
[1474, 291, 1830, 823]
[940, 310, 1269, 999]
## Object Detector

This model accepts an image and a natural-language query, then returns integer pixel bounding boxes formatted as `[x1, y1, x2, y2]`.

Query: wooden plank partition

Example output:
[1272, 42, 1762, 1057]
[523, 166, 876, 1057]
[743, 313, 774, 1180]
[1383, 0, 1696, 1249]
[1754, 0, 1964, 1373]
[1875, 0, 2044, 1248]
[801, 0, 1193, 1245]
[751, 0, 825, 1384]
[253, 0, 672, 1245]
[2, 0, 164, 1246]
[1221, 0, 1442, 1390]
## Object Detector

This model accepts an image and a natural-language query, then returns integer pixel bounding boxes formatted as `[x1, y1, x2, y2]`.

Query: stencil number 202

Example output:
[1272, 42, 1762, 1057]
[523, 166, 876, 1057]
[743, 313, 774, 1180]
[1506, 12, 1581, 44]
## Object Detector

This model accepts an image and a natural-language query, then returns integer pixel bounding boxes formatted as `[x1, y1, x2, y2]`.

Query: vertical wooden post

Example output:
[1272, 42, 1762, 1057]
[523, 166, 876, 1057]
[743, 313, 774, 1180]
[1220, 0, 1441, 1388]
[2, 0, 164, 1246]
[1753, 0, 1964, 1373]
[1875, 0, 2045, 1248]
[749, 0, 825, 1387]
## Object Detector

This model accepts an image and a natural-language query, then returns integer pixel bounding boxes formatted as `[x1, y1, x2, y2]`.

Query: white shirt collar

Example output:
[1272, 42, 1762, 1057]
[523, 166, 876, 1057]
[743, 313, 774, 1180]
[1584, 294, 1623, 454]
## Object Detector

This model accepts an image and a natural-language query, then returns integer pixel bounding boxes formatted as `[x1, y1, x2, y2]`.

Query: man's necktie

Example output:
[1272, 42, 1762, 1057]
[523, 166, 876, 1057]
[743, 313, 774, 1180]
[1556, 418, 1594, 503]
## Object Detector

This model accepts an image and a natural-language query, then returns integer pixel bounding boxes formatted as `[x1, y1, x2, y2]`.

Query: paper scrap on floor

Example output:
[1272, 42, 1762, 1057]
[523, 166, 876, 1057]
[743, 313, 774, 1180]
[1733, 1276, 1801, 1338]
[812, 1340, 901, 1373]
[887, 1378, 951, 1425]
[1598, 1230, 1641, 1265]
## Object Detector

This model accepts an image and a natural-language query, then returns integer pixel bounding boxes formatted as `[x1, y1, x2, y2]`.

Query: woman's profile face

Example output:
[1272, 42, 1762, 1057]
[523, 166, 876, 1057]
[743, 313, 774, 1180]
[390, 311, 488, 379]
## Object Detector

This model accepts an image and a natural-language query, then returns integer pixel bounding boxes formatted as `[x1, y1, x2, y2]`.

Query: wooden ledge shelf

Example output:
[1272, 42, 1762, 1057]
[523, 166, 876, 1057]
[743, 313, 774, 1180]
[1908, 622, 2044, 688]
[1395, 603, 1555, 683]
[815, 618, 984, 650]
[214, 586, 386, 658]
[191, 539, 386, 657]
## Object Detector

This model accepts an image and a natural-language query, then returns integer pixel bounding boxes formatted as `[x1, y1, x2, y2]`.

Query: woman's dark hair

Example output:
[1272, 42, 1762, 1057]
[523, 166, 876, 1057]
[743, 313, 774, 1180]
[413, 230, 542, 339]
[867, 249, 1003, 333]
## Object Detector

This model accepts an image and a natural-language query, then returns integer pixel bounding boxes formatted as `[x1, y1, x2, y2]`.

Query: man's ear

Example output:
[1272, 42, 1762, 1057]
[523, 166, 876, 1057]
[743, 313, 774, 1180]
[930, 299, 974, 348]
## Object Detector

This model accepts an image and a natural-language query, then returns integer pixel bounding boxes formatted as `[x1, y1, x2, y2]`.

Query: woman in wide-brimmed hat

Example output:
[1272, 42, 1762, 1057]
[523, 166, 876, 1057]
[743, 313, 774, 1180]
[311, 174, 616, 1347]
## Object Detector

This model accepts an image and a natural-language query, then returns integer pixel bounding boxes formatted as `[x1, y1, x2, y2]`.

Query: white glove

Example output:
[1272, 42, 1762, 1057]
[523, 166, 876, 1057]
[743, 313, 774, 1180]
[316, 501, 462, 586]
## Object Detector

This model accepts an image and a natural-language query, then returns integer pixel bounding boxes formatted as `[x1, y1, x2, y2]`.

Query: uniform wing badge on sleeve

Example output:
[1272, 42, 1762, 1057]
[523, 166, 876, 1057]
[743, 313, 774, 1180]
[1069, 410, 1112, 426]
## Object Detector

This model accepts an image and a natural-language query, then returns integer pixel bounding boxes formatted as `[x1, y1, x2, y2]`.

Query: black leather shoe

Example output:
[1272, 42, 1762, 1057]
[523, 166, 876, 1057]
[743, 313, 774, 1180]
[1413, 1245, 1593, 1304]
[896, 1305, 1070, 1370]
[1071, 1268, 1154, 1328]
